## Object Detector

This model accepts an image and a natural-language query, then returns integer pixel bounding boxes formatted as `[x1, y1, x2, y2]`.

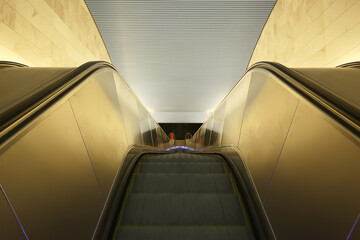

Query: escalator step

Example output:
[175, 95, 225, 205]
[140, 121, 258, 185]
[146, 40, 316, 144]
[145, 154, 220, 163]
[139, 162, 225, 174]
[114, 153, 253, 240]
[145, 158, 219, 163]
[120, 193, 246, 226]
[147, 153, 213, 160]
[116, 227, 252, 240]
[132, 174, 233, 193]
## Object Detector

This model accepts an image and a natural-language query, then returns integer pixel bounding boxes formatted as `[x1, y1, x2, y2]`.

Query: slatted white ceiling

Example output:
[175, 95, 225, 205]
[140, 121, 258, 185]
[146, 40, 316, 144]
[85, 0, 276, 123]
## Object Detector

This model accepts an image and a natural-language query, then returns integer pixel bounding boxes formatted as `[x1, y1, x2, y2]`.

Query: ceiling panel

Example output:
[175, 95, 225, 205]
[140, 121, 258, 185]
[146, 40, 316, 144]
[85, 0, 276, 123]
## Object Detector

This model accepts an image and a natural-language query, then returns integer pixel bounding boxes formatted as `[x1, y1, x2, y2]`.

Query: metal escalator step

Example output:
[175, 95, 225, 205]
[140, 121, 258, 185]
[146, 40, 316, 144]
[120, 193, 246, 226]
[139, 162, 225, 174]
[116, 227, 252, 240]
[132, 174, 233, 193]
[145, 157, 220, 163]
[147, 153, 213, 160]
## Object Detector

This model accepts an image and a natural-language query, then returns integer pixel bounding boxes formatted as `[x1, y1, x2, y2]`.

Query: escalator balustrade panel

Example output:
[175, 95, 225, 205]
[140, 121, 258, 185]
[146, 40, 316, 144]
[114, 153, 254, 240]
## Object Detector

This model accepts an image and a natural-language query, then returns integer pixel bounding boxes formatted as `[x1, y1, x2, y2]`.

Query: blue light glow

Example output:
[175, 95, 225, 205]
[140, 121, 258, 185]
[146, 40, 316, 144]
[161, 146, 203, 152]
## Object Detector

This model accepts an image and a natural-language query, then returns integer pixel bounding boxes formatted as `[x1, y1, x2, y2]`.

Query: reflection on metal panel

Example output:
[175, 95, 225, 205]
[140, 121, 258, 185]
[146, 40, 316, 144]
[69, 69, 128, 197]
[137, 101, 152, 146]
[264, 101, 360, 240]
[114, 73, 142, 145]
[148, 117, 158, 147]
[238, 70, 299, 200]
[0, 102, 104, 240]
[204, 116, 214, 147]
[0, 185, 26, 240]
[195, 126, 206, 148]
[211, 102, 227, 146]
[222, 74, 251, 146]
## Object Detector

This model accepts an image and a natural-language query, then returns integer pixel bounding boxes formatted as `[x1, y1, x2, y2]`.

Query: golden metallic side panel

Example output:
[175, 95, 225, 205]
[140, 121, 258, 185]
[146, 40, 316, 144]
[238, 70, 299, 200]
[222, 75, 251, 146]
[264, 101, 360, 240]
[0, 102, 104, 240]
[191, 65, 360, 238]
[0, 185, 26, 240]
[114, 73, 142, 145]
[69, 68, 128, 197]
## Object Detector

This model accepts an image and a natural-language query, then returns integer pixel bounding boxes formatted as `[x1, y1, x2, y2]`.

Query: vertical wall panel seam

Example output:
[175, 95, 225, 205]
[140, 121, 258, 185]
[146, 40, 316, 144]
[68, 100, 106, 202]
[262, 100, 300, 204]
[346, 214, 360, 240]
[0, 184, 29, 240]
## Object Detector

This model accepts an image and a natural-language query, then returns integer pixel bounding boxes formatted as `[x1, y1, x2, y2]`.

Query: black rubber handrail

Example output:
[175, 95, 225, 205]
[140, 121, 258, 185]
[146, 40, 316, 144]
[0, 61, 116, 142]
[193, 62, 359, 141]
[0, 61, 28, 68]
[248, 62, 359, 135]
[1, 60, 359, 143]
[336, 61, 360, 69]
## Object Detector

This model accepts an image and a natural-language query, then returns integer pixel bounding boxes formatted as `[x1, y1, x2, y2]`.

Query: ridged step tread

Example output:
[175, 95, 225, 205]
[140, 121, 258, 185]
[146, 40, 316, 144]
[139, 162, 225, 174]
[114, 153, 253, 240]
[147, 153, 214, 160]
[116, 227, 252, 240]
[120, 193, 246, 226]
[145, 154, 220, 163]
[132, 174, 234, 193]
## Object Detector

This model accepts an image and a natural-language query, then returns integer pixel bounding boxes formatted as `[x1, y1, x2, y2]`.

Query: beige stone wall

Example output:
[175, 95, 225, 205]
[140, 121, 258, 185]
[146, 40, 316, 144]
[249, 0, 360, 68]
[0, 0, 110, 67]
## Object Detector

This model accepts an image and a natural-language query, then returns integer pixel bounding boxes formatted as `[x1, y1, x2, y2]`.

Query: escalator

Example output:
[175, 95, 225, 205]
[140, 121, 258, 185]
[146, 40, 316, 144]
[114, 153, 253, 240]
[0, 61, 359, 239]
